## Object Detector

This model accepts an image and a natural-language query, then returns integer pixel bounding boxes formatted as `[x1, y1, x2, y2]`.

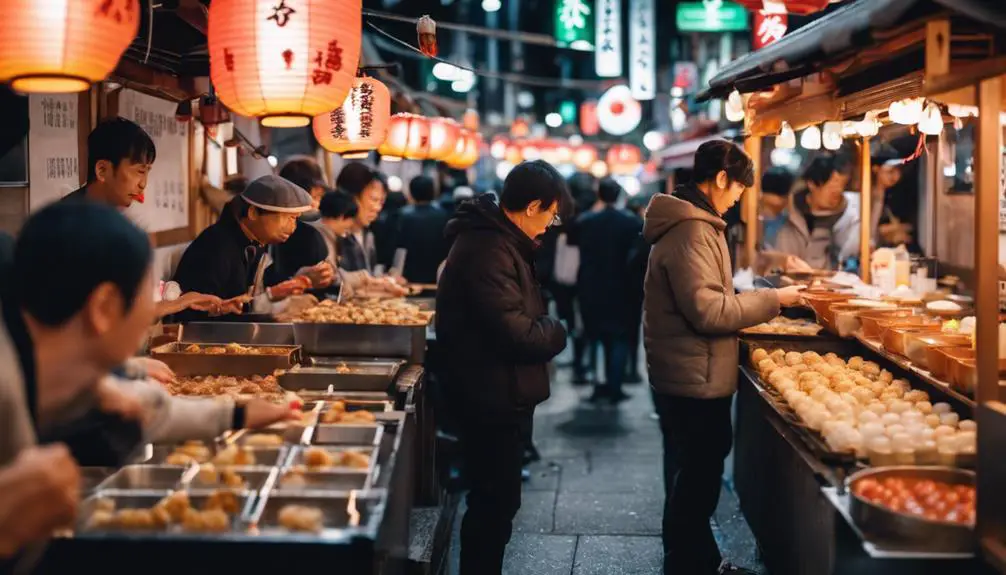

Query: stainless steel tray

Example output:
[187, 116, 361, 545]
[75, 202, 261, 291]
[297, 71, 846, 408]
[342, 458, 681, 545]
[97, 465, 188, 491]
[145, 443, 289, 467]
[248, 491, 383, 537]
[286, 446, 378, 479]
[292, 323, 426, 362]
[272, 469, 370, 493]
[279, 361, 403, 393]
[178, 322, 295, 346]
[79, 490, 255, 534]
[150, 341, 301, 377]
[80, 467, 115, 495]
[310, 423, 383, 446]
[188, 466, 277, 493]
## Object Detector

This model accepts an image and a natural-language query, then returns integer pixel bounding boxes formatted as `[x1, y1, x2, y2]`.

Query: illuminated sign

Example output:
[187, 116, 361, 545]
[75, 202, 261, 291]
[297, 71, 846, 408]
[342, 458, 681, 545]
[555, 0, 596, 51]
[676, 0, 748, 32]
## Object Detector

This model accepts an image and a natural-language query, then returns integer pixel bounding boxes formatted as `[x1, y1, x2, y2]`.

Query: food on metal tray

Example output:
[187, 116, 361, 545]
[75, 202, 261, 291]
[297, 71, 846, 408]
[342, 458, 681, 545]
[335, 362, 352, 374]
[212, 445, 257, 466]
[278, 504, 324, 533]
[165, 441, 212, 465]
[244, 433, 284, 446]
[203, 489, 242, 515]
[285, 298, 433, 326]
[852, 476, 976, 525]
[181, 508, 230, 533]
[743, 317, 822, 336]
[320, 400, 377, 424]
[166, 373, 283, 398]
[181, 343, 289, 355]
[85, 490, 237, 533]
[302, 448, 370, 470]
[197, 463, 246, 488]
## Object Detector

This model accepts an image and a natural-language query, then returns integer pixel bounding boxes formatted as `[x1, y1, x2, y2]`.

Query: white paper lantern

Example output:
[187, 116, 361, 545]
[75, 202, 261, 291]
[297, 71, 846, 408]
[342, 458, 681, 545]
[800, 125, 821, 150]
[775, 122, 796, 149]
[597, 84, 641, 136]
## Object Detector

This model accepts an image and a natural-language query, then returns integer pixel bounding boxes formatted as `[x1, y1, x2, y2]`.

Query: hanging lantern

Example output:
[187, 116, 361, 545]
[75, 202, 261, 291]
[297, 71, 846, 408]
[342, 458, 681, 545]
[572, 144, 598, 171]
[725, 90, 746, 123]
[554, 142, 573, 164]
[597, 85, 642, 136]
[888, 98, 924, 125]
[490, 135, 509, 159]
[775, 121, 796, 149]
[463, 108, 480, 131]
[312, 76, 391, 158]
[504, 142, 524, 164]
[918, 102, 944, 135]
[427, 117, 462, 160]
[733, 0, 830, 15]
[417, 15, 438, 57]
[511, 118, 530, 138]
[445, 130, 481, 169]
[606, 144, 643, 175]
[208, 0, 362, 128]
[800, 125, 822, 150]
[821, 122, 843, 150]
[379, 113, 430, 160]
[590, 160, 609, 178]
[0, 0, 140, 93]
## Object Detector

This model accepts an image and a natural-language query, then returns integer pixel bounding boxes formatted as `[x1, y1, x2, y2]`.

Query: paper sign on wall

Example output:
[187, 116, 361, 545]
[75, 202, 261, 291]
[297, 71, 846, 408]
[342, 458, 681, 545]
[629, 0, 656, 100]
[119, 89, 190, 234]
[595, 0, 622, 77]
[28, 94, 80, 211]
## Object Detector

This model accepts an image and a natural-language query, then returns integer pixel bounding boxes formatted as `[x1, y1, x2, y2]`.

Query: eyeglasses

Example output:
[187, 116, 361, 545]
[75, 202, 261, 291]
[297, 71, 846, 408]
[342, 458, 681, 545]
[548, 212, 562, 228]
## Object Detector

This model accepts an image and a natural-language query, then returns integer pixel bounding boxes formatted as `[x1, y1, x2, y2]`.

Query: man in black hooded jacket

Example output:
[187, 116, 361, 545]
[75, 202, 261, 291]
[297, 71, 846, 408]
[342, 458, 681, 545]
[436, 160, 568, 575]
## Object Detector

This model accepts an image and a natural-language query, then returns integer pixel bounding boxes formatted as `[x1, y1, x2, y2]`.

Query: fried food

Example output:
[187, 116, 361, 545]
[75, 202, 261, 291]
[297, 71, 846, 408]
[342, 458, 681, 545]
[285, 298, 433, 326]
[203, 490, 241, 515]
[279, 466, 309, 487]
[320, 401, 377, 424]
[303, 447, 337, 468]
[212, 445, 256, 466]
[167, 441, 212, 463]
[85, 490, 236, 533]
[278, 504, 324, 533]
[180, 343, 289, 355]
[743, 317, 823, 336]
[182, 508, 230, 533]
[165, 373, 289, 401]
[335, 362, 351, 374]
[244, 433, 284, 446]
[156, 491, 191, 523]
[197, 464, 246, 488]
[302, 447, 370, 470]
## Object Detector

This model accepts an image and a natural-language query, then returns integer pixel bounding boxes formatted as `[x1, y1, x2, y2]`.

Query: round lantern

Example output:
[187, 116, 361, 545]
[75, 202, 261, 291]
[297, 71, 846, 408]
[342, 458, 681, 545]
[312, 76, 390, 158]
[511, 118, 530, 138]
[504, 143, 523, 165]
[606, 144, 643, 175]
[571, 144, 598, 171]
[0, 0, 140, 93]
[379, 113, 430, 161]
[597, 85, 642, 136]
[490, 135, 509, 159]
[209, 0, 362, 128]
[463, 108, 480, 131]
[445, 130, 480, 169]
[427, 117, 462, 161]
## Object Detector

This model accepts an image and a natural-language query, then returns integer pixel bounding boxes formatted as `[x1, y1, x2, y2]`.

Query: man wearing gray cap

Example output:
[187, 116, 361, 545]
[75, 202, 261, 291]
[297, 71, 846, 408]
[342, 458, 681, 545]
[170, 175, 327, 322]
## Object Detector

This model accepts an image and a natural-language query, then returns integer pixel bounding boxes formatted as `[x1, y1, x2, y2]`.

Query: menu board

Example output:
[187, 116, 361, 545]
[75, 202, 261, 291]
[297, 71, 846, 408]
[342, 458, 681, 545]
[28, 94, 80, 211]
[119, 89, 190, 233]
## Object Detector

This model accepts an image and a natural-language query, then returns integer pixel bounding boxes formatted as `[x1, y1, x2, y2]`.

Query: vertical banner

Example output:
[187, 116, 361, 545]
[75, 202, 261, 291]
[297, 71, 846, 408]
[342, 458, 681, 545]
[753, 11, 788, 49]
[629, 0, 656, 100]
[28, 94, 80, 211]
[554, 0, 596, 51]
[595, 0, 622, 77]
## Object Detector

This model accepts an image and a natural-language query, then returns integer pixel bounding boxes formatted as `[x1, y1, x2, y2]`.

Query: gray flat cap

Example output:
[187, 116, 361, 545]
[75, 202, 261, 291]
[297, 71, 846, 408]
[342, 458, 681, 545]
[241, 174, 314, 214]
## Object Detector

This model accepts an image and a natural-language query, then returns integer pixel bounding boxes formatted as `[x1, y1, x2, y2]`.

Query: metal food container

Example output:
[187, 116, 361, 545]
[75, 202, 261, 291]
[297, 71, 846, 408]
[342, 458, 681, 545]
[311, 423, 383, 446]
[80, 467, 115, 495]
[97, 465, 188, 491]
[881, 324, 943, 358]
[149, 342, 301, 376]
[234, 427, 311, 446]
[292, 323, 426, 362]
[286, 446, 378, 478]
[272, 468, 371, 493]
[187, 466, 277, 493]
[905, 334, 972, 368]
[248, 491, 383, 537]
[928, 347, 974, 381]
[178, 322, 295, 346]
[79, 489, 256, 534]
[846, 466, 976, 553]
[279, 361, 403, 393]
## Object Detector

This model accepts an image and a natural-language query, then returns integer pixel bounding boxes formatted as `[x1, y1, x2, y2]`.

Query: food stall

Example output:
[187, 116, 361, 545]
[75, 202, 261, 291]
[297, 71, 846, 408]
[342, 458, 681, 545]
[702, 0, 1006, 573]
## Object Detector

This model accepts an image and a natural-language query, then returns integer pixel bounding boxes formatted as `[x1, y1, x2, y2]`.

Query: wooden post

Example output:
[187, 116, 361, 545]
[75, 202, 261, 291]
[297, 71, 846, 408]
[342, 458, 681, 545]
[743, 135, 761, 270]
[860, 137, 872, 282]
[974, 76, 1002, 405]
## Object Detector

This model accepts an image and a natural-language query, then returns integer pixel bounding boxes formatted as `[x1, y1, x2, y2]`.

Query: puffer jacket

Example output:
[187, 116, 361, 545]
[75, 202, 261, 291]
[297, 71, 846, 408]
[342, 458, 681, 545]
[643, 188, 780, 399]
[435, 195, 567, 416]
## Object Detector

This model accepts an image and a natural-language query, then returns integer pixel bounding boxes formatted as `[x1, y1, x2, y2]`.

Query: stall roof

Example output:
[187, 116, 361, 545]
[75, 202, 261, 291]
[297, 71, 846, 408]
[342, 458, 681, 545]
[701, 0, 1006, 101]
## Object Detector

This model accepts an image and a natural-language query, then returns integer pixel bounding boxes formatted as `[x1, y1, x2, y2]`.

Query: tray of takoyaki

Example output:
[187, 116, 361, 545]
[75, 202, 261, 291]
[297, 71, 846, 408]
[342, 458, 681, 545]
[740, 317, 825, 339]
[748, 347, 976, 468]
[279, 360, 404, 394]
[151, 342, 302, 377]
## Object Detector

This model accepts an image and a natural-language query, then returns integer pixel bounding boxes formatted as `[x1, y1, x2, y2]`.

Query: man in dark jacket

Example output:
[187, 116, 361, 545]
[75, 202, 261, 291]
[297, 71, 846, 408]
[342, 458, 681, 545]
[575, 178, 642, 404]
[396, 175, 450, 284]
[436, 160, 568, 575]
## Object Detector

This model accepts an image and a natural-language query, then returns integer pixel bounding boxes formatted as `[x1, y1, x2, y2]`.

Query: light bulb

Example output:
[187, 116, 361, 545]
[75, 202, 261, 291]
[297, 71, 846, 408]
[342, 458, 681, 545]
[890, 98, 923, 125]
[775, 121, 796, 149]
[545, 112, 563, 128]
[495, 161, 514, 180]
[386, 175, 403, 192]
[918, 102, 944, 135]
[800, 125, 822, 150]
[590, 160, 608, 178]
[643, 130, 665, 151]
[725, 90, 745, 122]
[822, 122, 843, 150]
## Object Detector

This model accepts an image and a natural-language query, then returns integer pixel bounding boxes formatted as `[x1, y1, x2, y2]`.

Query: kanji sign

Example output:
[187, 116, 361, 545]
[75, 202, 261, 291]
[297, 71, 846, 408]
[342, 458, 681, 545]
[629, 0, 655, 100]
[676, 0, 748, 32]
[554, 0, 595, 51]
[594, 0, 622, 77]
[753, 11, 787, 49]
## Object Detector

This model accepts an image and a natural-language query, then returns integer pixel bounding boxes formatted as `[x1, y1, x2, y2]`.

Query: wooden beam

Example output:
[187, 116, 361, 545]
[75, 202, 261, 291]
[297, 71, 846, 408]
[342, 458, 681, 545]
[860, 137, 872, 283]
[924, 55, 1006, 98]
[974, 76, 1002, 406]
[743, 136, 761, 270]
[924, 19, 951, 80]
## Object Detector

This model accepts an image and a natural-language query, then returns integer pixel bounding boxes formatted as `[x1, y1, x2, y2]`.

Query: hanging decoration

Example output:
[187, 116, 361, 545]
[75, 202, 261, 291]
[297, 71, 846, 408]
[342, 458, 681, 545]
[554, 0, 596, 51]
[597, 84, 641, 136]
[775, 121, 795, 149]
[312, 76, 390, 158]
[725, 90, 746, 123]
[918, 102, 944, 135]
[821, 122, 842, 150]
[490, 135, 510, 160]
[445, 130, 481, 169]
[628, 0, 656, 100]
[463, 108, 480, 131]
[889, 98, 924, 125]
[511, 118, 530, 138]
[208, 0, 363, 128]
[734, 0, 830, 16]
[607, 144, 643, 175]
[572, 144, 599, 170]
[595, 0, 622, 78]
[0, 0, 140, 93]
[580, 100, 600, 136]
[800, 125, 821, 150]
[753, 12, 788, 49]
[427, 117, 462, 160]
[416, 15, 438, 57]
[379, 113, 430, 160]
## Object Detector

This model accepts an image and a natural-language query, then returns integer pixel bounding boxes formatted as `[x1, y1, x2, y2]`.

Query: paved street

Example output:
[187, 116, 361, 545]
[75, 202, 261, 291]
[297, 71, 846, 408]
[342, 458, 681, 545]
[449, 354, 768, 575]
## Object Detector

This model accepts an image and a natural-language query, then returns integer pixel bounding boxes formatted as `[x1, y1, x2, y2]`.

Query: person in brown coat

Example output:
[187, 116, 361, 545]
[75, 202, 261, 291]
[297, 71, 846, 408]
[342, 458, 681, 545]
[643, 140, 804, 575]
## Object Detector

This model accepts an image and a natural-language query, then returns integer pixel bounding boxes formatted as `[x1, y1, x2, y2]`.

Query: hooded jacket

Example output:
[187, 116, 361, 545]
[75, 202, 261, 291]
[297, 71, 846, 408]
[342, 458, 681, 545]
[435, 195, 566, 416]
[643, 187, 780, 399]
[772, 190, 860, 269]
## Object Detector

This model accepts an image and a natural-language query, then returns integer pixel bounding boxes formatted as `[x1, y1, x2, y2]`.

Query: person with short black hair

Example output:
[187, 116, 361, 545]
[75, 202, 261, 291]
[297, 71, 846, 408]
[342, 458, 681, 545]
[870, 143, 911, 247]
[437, 160, 569, 575]
[773, 152, 859, 269]
[643, 140, 803, 575]
[760, 166, 795, 248]
[270, 156, 336, 288]
[62, 117, 156, 207]
[575, 177, 642, 404]
[394, 175, 450, 284]
[336, 163, 385, 272]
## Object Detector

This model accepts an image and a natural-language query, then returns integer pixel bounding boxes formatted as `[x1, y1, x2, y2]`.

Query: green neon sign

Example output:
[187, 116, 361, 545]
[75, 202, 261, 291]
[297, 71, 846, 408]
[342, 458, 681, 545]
[555, 0, 596, 51]
[559, 100, 577, 123]
[676, 1, 749, 32]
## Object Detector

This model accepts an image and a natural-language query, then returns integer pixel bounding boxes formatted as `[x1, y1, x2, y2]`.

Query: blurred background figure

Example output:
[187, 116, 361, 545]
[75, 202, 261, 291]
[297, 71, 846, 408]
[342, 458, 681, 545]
[396, 175, 451, 284]
[624, 193, 650, 385]
[336, 163, 386, 273]
[759, 166, 795, 249]
[372, 172, 407, 271]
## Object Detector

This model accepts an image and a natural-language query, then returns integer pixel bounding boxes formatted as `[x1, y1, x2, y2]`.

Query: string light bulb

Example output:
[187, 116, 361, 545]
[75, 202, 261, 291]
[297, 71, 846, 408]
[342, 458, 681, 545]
[918, 102, 944, 135]
[800, 125, 821, 150]
[775, 122, 796, 149]
[822, 122, 843, 150]
[889, 98, 924, 125]
[725, 89, 745, 123]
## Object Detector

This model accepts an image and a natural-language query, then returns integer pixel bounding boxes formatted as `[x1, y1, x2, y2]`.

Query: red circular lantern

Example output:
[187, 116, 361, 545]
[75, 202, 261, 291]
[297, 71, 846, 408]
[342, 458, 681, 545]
[312, 77, 390, 158]
[445, 130, 481, 169]
[504, 143, 523, 165]
[606, 144, 643, 175]
[571, 144, 598, 171]
[209, 0, 362, 128]
[379, 113, 430, 160]
[0, 0, 139, 93]
[734, 0, 829, 15]
[511, 118, 530, 138]
[427, 117, 462, 161]
[463, 108, 480, 131]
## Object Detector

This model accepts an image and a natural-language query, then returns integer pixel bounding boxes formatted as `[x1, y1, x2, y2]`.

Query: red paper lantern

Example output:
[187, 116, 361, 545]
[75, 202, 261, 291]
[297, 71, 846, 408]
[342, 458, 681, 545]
[0, 0, 139, 93]
[571, 144, 598, 171]
[504, 143, 523, 165]
[607, 144, 643, 175]
[580, 101, 599, 136]
[463, 108, 480, 131]
[312, 77, 390, 158]
[427, 117, 462, 161]
[379, 113, 430, 160]
[511, 118, 530, 138]
[444, 130, 481, 169]
[209, 0, 362, 128]
[734, 0, 829, 15]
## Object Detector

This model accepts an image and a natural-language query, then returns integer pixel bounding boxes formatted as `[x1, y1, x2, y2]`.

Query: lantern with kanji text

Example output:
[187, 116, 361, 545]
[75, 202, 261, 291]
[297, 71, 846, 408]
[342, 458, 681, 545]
[312, 76, 390, 158]
[379, 113, 430, 161]
[607, 144, 643, 175]
[427, 117, 462, 161]
[208, 0, 362, 128]
[444, 130, 481, 169]
[0, 0, 140, 93]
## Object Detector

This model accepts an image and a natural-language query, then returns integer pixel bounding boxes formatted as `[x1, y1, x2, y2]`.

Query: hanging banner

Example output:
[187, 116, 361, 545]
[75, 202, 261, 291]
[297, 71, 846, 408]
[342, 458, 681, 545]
[595, 0, 622, 77]
[554, 0, 596, 51]
[28, 94, 80, 211]
[629, 0, 656, 100]
[119, 89, 190, 234]
[753, 11, 788, 49]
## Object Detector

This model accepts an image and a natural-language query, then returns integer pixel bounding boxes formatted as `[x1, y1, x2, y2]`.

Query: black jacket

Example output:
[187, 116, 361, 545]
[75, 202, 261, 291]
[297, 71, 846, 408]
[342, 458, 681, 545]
[435, 195, 567, 416]
[395, 203, 450, 284]
[271, 219, 328, 282]
[574, 206, 643, 337]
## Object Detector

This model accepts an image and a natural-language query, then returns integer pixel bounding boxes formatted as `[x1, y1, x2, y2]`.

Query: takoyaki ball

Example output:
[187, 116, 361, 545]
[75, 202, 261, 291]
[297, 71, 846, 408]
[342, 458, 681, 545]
[784, 352, 804, 366]
[751, 348, 769, 365]
[757, 358, 778, 376]
[86, 510, 115, 530]
[878, 369, 894, 384]
[182, 508, 230, 533]
[770, 349, 787, 364]
[861, 361, 881, 377]
[883, 384, 906, 399]
[802, 351, 823, 365]
[157, 491, 190, 523]
[833, 380, 855, 394]
[867, 380, 887, 396]
[848, 356, 865, 371]
[203, 489, 240, 515]
[278, 505, 324, 533]
[304, 447, 337, 468]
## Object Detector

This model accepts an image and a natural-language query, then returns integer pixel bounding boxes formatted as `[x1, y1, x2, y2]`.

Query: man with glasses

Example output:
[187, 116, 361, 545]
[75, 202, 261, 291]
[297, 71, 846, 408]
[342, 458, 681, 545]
[436, 160, 569, 575]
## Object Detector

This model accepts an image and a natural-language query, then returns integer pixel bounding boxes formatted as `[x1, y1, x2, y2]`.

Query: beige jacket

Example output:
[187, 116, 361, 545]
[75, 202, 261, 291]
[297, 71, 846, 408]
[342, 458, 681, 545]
[643, 192, 781, 399]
